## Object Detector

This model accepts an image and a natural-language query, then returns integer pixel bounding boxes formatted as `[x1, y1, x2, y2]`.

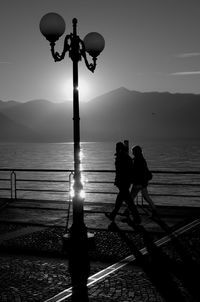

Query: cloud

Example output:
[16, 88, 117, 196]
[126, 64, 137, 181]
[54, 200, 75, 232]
[0, 61, 11, 64]
[176, 52, 200, 58]
[171, 71, 200, 76]
[172, 53, 200, 75]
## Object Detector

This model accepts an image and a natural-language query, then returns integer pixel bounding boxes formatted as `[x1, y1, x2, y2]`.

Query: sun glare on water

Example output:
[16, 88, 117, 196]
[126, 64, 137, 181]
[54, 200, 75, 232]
[69, 150, 87, 199]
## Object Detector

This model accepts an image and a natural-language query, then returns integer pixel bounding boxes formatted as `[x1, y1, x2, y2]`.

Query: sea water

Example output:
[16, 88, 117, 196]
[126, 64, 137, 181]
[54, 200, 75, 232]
[0, 140, 200, 170]
[0, 140, 200, 206]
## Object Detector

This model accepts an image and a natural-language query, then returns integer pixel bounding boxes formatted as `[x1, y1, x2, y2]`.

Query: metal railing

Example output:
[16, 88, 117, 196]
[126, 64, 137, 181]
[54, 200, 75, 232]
[0, 168, 73, 200]
[0, 168, 200, 206]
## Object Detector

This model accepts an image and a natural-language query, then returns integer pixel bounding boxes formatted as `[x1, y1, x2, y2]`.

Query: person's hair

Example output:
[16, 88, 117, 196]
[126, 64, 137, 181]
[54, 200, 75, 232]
[132, 145, 142, 155]
[116, 142, 125, 153]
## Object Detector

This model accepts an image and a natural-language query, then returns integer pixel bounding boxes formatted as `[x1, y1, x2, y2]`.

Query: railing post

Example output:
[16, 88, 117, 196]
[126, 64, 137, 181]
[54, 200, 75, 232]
[65, 171, 74, 233]
[10, 171, 17, 199]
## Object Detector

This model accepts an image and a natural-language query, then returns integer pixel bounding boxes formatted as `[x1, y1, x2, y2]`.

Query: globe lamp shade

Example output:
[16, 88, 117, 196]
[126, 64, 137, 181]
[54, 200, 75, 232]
[40, 13, 66, 43]
[83, 32, 105, 58]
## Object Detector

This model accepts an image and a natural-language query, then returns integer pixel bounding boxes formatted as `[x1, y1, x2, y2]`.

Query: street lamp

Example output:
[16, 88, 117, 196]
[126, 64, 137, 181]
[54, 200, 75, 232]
[39, 12, 105, 301]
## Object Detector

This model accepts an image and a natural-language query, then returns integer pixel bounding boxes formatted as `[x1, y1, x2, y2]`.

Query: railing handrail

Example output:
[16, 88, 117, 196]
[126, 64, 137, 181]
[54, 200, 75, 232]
[0, 168, 74, 172]
[1, 168, 200, 174]
[0, 168, 200, 202]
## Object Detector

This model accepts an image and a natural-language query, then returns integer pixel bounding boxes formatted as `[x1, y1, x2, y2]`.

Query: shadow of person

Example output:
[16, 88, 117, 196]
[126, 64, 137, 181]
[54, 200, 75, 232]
[110, 219, 199, 302]
[137, 203, 200, 299]
[139, 223, 200, 301]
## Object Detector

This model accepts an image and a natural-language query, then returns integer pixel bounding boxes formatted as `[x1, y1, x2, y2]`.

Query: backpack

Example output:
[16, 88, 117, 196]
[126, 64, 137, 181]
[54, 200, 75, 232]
[147, 169, 153, 181]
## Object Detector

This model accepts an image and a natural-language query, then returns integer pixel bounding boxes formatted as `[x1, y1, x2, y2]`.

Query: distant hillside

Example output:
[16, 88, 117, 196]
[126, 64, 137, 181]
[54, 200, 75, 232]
[0, 88, 200, 142]
[0, 100, 18, 110]
[82, 88, 200, 141]
[0, 111, 42, 142]
[0, 99, 73, 142]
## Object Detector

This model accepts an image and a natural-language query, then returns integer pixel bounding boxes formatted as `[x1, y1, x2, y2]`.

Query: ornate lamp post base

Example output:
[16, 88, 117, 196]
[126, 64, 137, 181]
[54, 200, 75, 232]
[62, 230, 95, 250]
[68, 223, 90, 302]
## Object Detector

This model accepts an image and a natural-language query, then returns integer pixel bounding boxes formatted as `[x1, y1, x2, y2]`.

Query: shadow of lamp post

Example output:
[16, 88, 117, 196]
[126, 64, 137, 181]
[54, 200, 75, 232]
[39, 13, 105, 301]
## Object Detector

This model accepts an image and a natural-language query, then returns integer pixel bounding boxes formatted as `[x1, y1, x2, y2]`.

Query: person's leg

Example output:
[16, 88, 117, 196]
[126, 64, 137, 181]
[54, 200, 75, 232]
[122, 185, 140, 216]
[108, 191, 124, 220]
[105, 185, 124, 221]
[131, 185, 141, 201]
[123, 186, 141, 223]
[141, 187, 157, 211]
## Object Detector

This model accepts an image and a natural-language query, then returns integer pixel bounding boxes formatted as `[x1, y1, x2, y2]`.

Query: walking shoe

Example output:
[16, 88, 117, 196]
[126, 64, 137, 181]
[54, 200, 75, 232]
[131, 214, 141, 225]
[105, 212, 114, 221]
[108, 221, 117, 231]
[121, 209, 129, 217]
[134, 216, 141, 225]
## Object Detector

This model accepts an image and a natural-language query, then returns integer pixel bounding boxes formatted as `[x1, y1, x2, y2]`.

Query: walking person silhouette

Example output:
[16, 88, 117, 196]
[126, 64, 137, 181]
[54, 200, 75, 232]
[130, 145, 157, 214]
[105, 142, 141, 225]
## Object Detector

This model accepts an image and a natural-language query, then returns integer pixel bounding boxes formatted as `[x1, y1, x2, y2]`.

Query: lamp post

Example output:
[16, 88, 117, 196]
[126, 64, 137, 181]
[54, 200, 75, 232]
[39, 13, 105, 301]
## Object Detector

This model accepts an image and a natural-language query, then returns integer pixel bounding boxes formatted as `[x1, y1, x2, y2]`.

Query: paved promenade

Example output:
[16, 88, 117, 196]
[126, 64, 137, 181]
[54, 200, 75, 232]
[0, 198, 200, 301]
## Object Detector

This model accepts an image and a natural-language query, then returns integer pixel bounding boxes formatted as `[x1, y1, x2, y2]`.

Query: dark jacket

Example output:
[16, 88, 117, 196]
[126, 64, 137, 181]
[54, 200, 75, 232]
[132, 154, 151, 187]
[115, 152, 133, 187]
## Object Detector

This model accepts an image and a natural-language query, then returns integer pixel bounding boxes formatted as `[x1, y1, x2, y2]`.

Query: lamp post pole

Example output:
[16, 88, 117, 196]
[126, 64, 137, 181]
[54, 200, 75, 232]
[71, 18, 84, 228]
[39, 13, 105, 301]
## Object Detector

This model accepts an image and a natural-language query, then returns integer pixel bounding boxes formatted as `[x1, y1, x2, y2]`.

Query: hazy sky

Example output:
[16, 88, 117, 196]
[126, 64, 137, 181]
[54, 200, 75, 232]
[1, 0, 200, 102]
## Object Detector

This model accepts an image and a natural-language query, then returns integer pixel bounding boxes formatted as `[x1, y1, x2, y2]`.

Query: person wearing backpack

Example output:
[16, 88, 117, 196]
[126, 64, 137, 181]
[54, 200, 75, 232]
[105, 142, 141, 224]
[130, 145, 157, 213]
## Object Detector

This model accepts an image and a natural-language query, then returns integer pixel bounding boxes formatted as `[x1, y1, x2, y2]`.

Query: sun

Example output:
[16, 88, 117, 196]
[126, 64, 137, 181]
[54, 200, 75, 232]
[59, 77, 91, 102]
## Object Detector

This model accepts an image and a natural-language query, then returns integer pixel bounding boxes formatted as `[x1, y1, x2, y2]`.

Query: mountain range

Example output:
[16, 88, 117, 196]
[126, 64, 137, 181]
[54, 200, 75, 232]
[0, 87, 200, 142]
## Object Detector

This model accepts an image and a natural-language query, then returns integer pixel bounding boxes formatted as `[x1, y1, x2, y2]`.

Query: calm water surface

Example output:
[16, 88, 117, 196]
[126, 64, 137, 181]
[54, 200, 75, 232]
[0, 140, 200, 170]
[0, 140, 200, 206]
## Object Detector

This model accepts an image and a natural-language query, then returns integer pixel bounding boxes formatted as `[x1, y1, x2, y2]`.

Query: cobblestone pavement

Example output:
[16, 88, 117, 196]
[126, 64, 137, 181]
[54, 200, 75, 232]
[0, 223, 161, 302]
[0, 253, 109, 302]
[87, 264, 164, 302]
[0, 254, 164, 302]
[0, 254, 71, 302]
[0, 219, 200, 301]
